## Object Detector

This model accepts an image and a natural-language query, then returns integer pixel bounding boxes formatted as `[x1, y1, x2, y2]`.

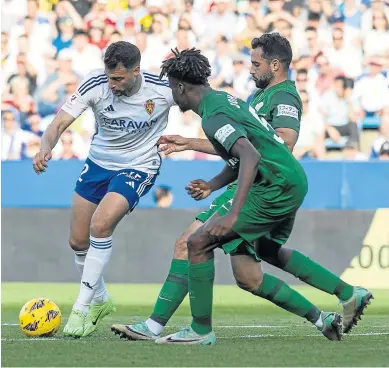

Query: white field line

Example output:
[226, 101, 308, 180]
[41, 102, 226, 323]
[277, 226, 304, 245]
[3, 323, 389, 328]
[2, 332, 389, 342]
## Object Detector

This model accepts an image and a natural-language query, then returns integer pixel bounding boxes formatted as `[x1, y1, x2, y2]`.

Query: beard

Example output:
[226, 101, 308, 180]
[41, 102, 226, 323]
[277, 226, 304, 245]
[255, 71, 274, 89]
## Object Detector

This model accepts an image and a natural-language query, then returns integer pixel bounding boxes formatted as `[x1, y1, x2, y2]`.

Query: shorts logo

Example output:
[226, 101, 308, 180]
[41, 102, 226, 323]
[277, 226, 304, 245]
[215, 124, 236, 145]
[277, 104, 298, 120]
[126, 181, 135, 188]
[145, 99, 155, 115]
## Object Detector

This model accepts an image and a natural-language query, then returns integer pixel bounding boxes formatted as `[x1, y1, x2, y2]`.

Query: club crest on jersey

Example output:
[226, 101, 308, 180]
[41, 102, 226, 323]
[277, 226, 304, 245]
[145, 99, 155, 115]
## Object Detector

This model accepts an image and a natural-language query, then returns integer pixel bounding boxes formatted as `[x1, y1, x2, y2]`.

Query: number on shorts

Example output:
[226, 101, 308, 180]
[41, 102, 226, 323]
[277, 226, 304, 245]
[78, 163, 89, 182]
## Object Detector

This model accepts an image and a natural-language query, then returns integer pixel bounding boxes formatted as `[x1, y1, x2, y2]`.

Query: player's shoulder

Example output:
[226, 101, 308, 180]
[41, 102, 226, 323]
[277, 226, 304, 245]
[77, 68, 109, 97]
[142, 71, 170, 89]
[271, 89, 301, 108]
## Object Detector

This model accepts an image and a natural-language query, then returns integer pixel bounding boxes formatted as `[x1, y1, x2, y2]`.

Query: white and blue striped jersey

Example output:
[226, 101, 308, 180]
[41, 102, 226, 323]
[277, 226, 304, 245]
[62, 69, 175, 173]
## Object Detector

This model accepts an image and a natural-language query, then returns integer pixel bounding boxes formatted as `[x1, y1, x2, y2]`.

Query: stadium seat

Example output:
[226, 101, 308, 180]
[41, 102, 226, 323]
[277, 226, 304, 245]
[325, 137, 348, 150]
[362, 116, 381, 129]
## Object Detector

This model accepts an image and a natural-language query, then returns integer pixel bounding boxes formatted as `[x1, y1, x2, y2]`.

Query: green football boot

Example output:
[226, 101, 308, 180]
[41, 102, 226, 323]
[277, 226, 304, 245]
[83, 297, 116, 337]
[341, 286, 373, 333]
[155, 326, 216, 345]
[318, 312, 343, 341]
[63, 310, 86, 338]
[111, 318, 160, 340]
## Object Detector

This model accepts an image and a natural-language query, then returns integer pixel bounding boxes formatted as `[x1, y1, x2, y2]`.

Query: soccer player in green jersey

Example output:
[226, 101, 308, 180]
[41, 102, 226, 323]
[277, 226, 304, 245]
[111, 35, 372, 342]
[154, 47, 344, 345]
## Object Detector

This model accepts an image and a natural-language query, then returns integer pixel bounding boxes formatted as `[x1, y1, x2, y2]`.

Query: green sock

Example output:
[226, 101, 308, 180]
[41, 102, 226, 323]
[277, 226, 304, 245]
[189, 259, 215, 335]
[284, 250, 354, 301]
[150, 259, 188, 326]
[254, 273, 321, 324]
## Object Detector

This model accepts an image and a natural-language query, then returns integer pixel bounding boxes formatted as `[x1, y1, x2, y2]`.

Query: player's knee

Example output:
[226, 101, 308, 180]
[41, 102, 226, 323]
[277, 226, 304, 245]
[68, 236, 89, 252]
[173, 235, 188, 260]
[235, 273, 263, 293]
[90, 217, 113, 238]
[187, 233, 206, 256]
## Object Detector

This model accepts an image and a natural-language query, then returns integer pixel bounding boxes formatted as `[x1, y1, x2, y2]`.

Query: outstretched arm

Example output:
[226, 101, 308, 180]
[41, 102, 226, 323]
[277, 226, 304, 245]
[158, 135, 218, 155]
[33, 110, 75, 173]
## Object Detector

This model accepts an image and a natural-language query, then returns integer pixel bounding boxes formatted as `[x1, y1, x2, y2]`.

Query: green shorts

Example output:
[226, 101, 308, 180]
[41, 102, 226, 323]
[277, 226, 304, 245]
[196, 184, 305, 260]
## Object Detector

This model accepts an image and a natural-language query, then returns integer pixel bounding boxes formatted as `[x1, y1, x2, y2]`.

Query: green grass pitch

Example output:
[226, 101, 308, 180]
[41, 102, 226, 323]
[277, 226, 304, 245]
[2, 283, 388, 367]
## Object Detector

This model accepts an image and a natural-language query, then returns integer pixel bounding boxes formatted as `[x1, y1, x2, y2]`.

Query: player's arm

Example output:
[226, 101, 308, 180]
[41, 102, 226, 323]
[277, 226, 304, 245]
[208, 164, 238, 191]
[186, 163, 237, 200]
[205, 114, 260, 218]
[268, 91, 301, 151]
[33, 72, 99, 173]
[158, 135, 218, 155]
[33, 110, 76, 173]
[275, 128, 298, 152]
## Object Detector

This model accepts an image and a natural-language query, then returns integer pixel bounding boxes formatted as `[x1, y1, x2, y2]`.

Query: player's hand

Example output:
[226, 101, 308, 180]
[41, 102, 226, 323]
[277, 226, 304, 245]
[205, 213, 238, 238]
[33, 150, 52, 174]
[185, 179, 212, 200]
[158, 135, 189, 155]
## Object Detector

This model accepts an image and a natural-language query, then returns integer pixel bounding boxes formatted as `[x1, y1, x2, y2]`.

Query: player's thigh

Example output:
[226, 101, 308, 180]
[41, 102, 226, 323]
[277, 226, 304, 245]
[69, 192, 98, 249]
[189, 212, 239, 256]
[91, 168, 157, 235]
[90, 192, 130, 236]
[173, 220, 203, 260]
[230, 253, 263, 293]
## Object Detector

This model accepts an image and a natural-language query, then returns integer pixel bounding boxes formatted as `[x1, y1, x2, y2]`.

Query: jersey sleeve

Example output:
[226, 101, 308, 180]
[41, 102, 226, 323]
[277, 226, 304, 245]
[269, 91, 301, 133]
[203, 113, 247, 154]
[61, 71, 106, 118]
[160, 82, 176, 107]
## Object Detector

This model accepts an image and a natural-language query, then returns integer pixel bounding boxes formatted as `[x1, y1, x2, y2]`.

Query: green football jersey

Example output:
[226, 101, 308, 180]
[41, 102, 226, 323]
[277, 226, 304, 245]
[250, 80, 302, 133]
[199, 90, 307, 191]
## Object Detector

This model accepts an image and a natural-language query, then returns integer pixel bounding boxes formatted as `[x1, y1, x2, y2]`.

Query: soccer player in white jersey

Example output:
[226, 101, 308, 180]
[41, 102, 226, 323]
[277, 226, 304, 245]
[32, 41, 175, 337]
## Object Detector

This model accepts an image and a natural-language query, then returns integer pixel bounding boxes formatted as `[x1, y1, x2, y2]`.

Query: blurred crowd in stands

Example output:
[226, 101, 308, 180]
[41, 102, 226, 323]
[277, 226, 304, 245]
[2, 0, 389, 162]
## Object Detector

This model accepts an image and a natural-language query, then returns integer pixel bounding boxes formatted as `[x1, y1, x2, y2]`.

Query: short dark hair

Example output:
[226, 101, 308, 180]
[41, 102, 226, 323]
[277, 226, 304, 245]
[251, 33, 293, 70]
[74, 29, 89, 38]
[153, 185, 171, 202]
[297, 68, 308, 75]
[305, 26, 317, 33]
[335, 75, 346, 86]
[104, 41, 141, 70]
[160, 47, 211, 85]
[308, 11, 321, 22]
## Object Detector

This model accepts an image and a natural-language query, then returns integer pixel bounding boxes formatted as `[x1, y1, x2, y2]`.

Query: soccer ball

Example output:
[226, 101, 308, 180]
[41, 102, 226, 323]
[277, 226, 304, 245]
[19, 298, 62, 337]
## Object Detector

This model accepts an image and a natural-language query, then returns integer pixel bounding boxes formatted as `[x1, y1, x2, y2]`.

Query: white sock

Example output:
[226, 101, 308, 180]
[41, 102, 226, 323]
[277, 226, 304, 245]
[145, 318, 164, 335]
[74, 250, 109, 305]
[314, 313, 323, 328]
[91, 277, 109, 304]
[73, 236, 112, 313]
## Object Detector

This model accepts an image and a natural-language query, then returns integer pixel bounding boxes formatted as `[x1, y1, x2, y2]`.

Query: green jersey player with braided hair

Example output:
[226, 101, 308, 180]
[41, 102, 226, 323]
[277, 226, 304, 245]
[111, 34, 372, 344]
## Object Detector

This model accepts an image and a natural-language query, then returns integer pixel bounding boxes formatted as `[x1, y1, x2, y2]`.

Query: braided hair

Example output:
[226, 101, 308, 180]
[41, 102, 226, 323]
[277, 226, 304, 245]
[160, 48, 211, 85]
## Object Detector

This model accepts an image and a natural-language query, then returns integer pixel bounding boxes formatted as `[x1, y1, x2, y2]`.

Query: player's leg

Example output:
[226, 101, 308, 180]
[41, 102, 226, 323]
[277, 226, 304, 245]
[65, 192, 128, 337]
[255, 216, 373, 333]
[112, 220, 200, 340]
[111, 192, 233, 340]
[69, 193, 109, 305]
[156, 214, 237, 345]
[64, 160, 116, 337]
[230, 251, 342, 341]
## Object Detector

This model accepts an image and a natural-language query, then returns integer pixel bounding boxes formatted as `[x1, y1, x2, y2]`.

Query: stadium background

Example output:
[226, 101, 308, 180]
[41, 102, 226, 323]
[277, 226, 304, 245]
[1, 1, 388, 366]
[2, 0, 388, 285]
